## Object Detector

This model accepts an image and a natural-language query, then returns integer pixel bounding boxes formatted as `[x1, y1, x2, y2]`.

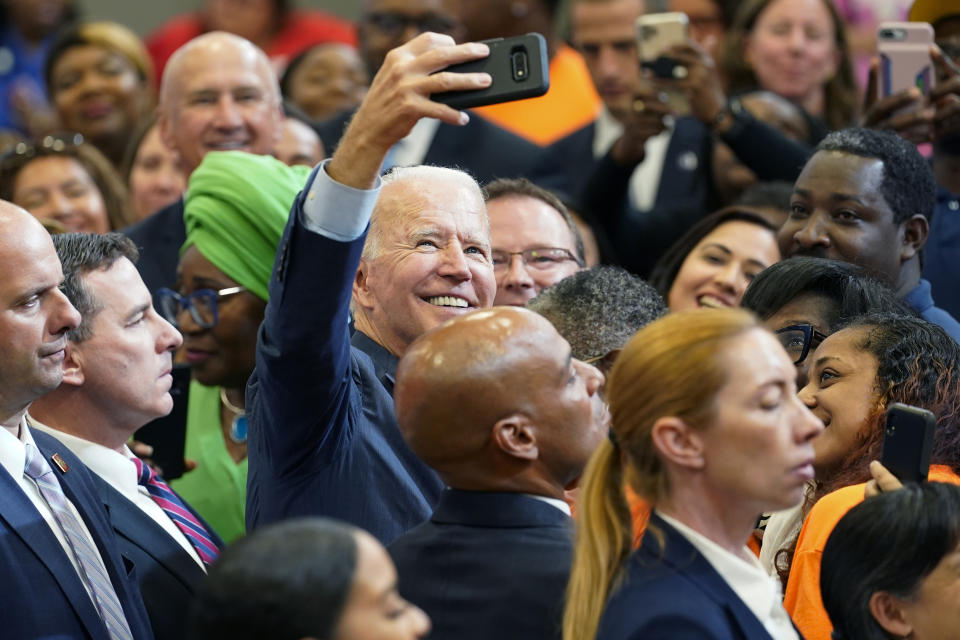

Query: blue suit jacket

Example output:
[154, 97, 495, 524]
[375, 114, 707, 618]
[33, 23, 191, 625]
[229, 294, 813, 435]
[123, 198, 185, 300]
[0, 430, 154, 639]
[90, 474, 223, 640]
[316, 109, 544, 185]
[389, 490, 573, 640]
[597, 513, 775, 640]
[245, 175, 443, 543]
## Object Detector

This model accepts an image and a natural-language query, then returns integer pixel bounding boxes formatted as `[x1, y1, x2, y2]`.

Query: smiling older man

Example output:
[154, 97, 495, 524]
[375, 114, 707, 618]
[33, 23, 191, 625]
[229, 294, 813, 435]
[245, 32, 498, 543]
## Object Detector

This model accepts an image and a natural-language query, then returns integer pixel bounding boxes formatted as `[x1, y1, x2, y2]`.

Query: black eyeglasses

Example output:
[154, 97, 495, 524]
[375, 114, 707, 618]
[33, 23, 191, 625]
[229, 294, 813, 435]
[776, 323, 829, 365]
[491, 247, 581, 272]
[364, 11, 457, 37]
[155, 286, 245, 329]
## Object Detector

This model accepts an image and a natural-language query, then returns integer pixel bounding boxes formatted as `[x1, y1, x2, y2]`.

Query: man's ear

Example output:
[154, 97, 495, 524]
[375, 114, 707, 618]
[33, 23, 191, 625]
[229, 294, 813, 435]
[352, 260, 375, 311]
[492, 414, 538, 462]
[900, 213, 929, 262]
[868, 591, 913, 638]
[650, 416, 705, 470]
[60, 343, 85, 388]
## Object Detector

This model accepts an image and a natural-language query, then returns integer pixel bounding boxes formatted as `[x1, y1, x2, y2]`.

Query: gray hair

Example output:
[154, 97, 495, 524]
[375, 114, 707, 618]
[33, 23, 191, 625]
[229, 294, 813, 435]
[527, 265, 666, 361]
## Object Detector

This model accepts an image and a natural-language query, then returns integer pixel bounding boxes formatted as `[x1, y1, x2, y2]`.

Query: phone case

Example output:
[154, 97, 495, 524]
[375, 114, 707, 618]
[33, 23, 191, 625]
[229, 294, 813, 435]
[878, 22, 935, 97]
[431, 33, 549, 110]
[636, 12, 689, 63]
[881, 402, 936, 483]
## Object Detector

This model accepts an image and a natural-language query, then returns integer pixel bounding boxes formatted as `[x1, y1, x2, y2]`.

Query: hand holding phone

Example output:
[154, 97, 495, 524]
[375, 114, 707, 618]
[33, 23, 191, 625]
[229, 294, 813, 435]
[880, 402, 936, 484]
[431, 33, 549, 109]
[636, 13, 691, 116]
[877, 22, 935, 98]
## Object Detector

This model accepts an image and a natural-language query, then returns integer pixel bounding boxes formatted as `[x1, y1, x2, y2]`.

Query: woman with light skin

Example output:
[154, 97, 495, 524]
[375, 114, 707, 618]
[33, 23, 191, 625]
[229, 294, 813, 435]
[190, 518, 430, 640]
[122, 118, 186, 221]
[564, 308, 822, 640]
[0, 135, 134, 232]
[720, 0, 857, 131]
[649, 208, 780, 312]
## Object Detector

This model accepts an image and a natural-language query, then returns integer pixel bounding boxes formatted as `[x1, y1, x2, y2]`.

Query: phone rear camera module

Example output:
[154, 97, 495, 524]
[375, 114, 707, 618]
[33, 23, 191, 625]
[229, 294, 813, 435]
[879, 27, 906, 40]
[511, 50, 528, 81]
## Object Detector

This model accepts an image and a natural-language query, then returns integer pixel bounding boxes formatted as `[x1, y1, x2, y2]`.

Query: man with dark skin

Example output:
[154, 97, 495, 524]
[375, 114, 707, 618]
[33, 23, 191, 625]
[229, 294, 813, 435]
[389, 306, 607, 640]
[779, 127, 960, 342]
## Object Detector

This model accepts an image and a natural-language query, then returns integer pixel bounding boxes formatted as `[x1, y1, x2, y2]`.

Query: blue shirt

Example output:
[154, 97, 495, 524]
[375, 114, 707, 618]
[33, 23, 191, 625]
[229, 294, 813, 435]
[922, 186, 960, 323]
[904, 278, 960, 343]
[0, 25, 53, 133]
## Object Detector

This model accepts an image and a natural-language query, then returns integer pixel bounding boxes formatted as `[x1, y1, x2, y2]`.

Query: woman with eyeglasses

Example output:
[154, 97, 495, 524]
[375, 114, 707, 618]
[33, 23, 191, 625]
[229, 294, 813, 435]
[0, 133, 134, 232]
[782, 313, 960, 640]
[155, 150, 310, 543]
[739, 257, 913, 582]
[648, 207, 781, 312]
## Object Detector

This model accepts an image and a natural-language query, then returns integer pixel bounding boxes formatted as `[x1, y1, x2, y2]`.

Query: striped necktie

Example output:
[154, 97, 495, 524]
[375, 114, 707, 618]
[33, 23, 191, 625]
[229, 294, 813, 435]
[131, 458, 219, 566]
[24, 443, 134, 640]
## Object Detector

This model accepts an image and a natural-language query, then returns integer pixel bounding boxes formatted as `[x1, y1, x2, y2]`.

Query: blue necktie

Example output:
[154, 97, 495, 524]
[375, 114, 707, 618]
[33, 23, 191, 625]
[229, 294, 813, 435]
[24, 443, 134, 640]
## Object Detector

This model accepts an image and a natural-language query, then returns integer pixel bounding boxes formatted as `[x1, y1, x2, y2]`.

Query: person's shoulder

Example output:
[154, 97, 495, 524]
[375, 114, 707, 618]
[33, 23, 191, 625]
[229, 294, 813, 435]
[122, 199, 184, 239]
[797, 483, 867, 551]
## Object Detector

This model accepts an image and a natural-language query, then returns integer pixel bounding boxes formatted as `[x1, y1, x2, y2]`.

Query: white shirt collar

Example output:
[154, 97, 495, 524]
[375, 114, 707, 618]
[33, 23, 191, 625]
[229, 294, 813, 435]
[528, 494, 571, 516]
[27, 418, 141, 504]
[0, 415, 29, 485]
[391, 117, 441, 168]
[658, 511, 798, 640]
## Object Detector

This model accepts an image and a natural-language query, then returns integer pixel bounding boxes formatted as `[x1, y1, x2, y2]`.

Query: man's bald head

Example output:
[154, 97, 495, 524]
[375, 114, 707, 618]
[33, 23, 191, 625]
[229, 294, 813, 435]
[158, 31, 283, 176]
[0, 202, 80, 426]
[395, 307, 606, 495]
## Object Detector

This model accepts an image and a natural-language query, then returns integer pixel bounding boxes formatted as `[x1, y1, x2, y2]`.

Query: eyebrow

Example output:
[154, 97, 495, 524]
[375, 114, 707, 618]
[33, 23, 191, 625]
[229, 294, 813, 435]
[377, 582, 399, 605]
[812, 355, 841, 370]
[793, 187, 868, 206]
[700, 243, 732, 255]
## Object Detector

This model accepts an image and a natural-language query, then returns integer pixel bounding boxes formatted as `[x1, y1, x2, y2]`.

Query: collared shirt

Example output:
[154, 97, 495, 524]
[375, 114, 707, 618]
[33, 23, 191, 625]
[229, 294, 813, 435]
[529, 494, 572, 516]
[30, 420, 204, 569]
[658, 511, 799, 640]
[593, 105, 673, 213]
[389, 117, 441, 169]
[903, 278, 960, 343]
[0, 416, 107, 607]
[301, 159, 381, 242]
[923, 185, 960, 322]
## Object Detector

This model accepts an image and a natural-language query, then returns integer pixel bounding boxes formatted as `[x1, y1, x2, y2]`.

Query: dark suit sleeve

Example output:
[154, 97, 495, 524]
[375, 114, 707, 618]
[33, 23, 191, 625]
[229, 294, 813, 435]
[720, 115, 812, 182]
[623, 616, 726, 640]
[245, 166, 368, 528]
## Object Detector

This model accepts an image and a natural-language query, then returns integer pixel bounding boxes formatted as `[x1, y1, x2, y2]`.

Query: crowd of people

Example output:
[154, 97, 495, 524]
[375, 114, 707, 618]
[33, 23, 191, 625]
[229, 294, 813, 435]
[2, 0, 960, 638]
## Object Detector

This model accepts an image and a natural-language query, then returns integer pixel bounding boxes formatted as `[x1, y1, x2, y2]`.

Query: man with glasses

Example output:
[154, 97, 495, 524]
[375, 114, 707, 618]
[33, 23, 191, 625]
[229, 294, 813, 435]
[28, 232, 224, 640]
[315, 0, 544, 185]
[485, 178, 586, 306]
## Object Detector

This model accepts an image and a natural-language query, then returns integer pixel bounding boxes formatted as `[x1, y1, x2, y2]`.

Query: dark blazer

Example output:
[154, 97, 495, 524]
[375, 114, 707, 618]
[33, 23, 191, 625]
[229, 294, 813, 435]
[0, 429, 154, 639]
[245, 169, 443, 543]
[123, 198, 185, 299]
[389, 489, 573, 640]
[597, 513, 775, 640]
[317, 109, 544, 185]
[90, 474, 224, 640]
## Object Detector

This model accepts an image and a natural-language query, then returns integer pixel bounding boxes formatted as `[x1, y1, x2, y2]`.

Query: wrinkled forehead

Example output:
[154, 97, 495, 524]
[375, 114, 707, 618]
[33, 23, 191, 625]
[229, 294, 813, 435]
[164, 39, 277, 100]
[379, 173, 489, 238]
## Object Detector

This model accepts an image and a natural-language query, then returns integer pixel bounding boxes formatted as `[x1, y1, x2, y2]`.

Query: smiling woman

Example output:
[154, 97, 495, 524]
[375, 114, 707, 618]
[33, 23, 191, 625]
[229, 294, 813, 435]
[649, 207, 780, 312]
[45, 22, 155, 169]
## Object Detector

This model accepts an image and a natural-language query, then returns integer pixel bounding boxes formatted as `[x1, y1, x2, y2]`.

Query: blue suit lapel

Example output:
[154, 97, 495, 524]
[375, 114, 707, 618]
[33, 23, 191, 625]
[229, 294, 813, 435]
[645, 513, 774, 640]
[0, 449, 110, 640]
[93, 476, 209, 591]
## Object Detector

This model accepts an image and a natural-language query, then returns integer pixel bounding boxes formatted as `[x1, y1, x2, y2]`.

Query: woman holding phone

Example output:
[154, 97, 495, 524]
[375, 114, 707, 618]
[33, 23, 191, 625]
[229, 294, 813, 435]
[780, 313, 960, 640]
[564, 308, 822, 640]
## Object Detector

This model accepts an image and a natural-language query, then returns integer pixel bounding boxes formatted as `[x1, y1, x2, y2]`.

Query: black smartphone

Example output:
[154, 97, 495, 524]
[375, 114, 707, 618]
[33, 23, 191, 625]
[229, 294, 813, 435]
[134, 364, 190, 480]
[431, 33, 549, 109]
[881, 402, 936, 483]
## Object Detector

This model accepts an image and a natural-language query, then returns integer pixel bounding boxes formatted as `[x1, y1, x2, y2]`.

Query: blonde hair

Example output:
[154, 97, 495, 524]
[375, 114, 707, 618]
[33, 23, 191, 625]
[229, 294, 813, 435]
[563, 308, 760, 640]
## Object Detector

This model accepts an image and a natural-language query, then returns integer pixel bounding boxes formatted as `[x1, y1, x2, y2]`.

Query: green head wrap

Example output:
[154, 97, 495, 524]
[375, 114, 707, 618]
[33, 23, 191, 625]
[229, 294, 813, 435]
[183, 151, 311, 301]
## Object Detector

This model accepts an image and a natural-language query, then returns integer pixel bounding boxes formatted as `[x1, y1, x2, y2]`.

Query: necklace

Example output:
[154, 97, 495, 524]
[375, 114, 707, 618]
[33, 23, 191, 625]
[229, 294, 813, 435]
[220, 388, 247, 445]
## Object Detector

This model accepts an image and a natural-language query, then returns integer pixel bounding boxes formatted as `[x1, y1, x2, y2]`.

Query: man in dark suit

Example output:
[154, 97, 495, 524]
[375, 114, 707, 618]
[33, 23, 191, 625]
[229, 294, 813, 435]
[245, 33, 500, 542]
[388, 306, 607, 640]
[0, 204, 153, 640]
[124, 31, 285, 296]
[315, 0, 543, 185]
[29, 232, 224, 640]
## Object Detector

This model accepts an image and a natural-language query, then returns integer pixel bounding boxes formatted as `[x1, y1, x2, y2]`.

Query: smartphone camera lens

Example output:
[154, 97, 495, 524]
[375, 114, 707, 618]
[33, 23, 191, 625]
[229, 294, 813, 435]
[511, 50, 528, 81]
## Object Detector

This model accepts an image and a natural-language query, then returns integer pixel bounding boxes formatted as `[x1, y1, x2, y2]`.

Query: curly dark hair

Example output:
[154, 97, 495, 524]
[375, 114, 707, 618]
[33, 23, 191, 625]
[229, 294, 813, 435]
[815, 128, 937, 224]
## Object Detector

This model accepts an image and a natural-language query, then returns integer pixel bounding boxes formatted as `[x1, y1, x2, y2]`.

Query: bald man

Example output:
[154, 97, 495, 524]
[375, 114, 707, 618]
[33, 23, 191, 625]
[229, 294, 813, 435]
[387, 306, 606, 640]
[124, 31, 284, 296]
[0, 204, 153, 639]
[245, 33, 500, 542]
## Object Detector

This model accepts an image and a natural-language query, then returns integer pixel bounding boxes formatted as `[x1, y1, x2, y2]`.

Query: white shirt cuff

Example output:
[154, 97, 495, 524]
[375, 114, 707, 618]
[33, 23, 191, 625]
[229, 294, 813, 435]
[300, 159, 381, 241]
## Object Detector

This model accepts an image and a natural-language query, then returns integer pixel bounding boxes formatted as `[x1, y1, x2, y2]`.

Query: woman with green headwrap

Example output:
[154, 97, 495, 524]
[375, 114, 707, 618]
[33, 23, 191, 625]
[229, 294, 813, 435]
[155, 150, 310, 542]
